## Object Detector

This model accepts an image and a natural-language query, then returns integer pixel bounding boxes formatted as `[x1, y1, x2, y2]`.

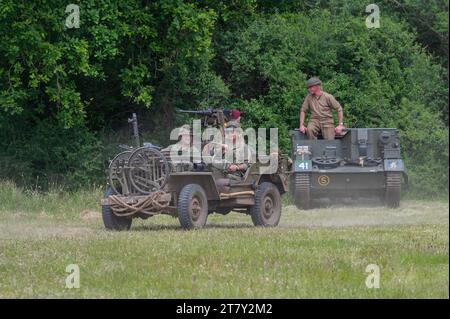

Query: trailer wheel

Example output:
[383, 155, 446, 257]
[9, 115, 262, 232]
[294, 173, 311, 210]
[385, 172, 401, 208]
[102, 187, 132, 231]
[250, 182, 281, 227]
[178, 184, 208, 229]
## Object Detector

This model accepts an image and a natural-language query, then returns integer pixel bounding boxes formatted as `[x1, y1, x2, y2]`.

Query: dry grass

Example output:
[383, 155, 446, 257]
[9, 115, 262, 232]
[0, 181, 448, 298]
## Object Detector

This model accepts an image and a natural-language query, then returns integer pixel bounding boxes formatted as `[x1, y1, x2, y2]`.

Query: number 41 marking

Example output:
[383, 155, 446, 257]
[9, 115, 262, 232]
[299, 162, 309, 170]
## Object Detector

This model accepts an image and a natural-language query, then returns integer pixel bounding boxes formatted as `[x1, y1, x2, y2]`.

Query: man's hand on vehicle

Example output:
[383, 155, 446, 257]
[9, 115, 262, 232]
[335, 124, 345, 135]
[299, 124, 307, 134]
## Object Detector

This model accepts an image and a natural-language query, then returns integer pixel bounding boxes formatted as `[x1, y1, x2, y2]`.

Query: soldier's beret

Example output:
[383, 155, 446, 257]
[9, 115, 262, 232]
[231, 109, 241, 120]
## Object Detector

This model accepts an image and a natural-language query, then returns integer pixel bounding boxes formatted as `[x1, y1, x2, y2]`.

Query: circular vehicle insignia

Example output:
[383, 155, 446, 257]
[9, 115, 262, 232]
[318, 175, 330, 186]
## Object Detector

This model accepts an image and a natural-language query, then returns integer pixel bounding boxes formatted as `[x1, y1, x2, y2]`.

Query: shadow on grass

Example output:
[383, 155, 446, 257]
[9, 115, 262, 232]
[205, 223, 253, 229]
[306, 197, 387, 209]
[131, 222, 254, 232]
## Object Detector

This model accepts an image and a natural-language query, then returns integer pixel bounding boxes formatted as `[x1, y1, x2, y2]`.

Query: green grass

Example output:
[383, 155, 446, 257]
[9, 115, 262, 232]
[0, 181, 448, 298]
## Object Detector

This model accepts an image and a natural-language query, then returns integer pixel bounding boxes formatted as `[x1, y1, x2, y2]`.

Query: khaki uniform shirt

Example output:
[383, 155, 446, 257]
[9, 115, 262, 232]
[301, 91, 342, 122]
[206, 132, 256, 172]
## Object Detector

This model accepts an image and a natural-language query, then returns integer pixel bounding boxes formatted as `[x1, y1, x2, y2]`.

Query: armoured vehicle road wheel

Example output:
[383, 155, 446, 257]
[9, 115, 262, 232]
[385, 172, 401, 208]
[250, 182, 281, 227]
[102, 187, 132, 231]
[294, 173, 310, 210]
[178, 184, 208, 229]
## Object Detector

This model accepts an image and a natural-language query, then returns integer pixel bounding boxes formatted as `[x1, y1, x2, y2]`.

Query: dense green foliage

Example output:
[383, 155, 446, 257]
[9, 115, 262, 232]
[0, 0, 448, 196]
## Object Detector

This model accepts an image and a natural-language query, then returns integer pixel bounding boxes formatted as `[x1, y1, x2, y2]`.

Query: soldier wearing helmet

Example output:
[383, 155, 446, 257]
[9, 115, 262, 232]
[299, 77, 345, 140]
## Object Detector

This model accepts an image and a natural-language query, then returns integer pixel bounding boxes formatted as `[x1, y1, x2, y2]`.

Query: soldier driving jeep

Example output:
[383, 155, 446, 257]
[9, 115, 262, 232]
[205, 120, 256, 180]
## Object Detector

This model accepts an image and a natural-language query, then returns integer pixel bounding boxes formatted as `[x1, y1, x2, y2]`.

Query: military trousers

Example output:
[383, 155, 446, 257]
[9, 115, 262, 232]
[307, 118, 335, 140]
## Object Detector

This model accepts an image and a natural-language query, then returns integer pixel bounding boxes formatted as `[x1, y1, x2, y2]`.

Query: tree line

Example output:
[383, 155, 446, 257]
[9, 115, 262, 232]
[0, 0, 448, 197]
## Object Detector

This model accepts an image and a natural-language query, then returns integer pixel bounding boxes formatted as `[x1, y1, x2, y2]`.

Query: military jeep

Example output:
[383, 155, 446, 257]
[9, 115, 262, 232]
[101, 112, 290, 230]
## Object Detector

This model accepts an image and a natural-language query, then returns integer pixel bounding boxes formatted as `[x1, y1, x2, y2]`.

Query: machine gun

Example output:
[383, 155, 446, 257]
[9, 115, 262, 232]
[178, 108, 233, 129]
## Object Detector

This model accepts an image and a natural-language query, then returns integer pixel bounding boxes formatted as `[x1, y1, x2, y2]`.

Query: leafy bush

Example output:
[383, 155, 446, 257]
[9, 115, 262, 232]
[0, 117, 104, 189]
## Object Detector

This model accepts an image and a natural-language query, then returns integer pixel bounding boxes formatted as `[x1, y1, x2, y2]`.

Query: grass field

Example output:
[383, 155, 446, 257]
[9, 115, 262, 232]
[0, 181, 448, 298]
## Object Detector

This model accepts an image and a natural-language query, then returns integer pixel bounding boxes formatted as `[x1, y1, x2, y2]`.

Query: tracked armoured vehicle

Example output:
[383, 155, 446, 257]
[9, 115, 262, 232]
[290, 128, 408, 209]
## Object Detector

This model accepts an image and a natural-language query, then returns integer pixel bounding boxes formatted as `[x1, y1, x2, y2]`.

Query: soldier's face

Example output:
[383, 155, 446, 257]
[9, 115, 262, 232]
[180, 134, 190, 145]
[308, 85, 320, 95]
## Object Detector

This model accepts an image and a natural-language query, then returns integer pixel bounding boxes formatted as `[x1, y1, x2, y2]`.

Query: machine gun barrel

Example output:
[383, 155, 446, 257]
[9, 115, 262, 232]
[178, 109, 233, 134]
[177, 108, 232, 117]
[178, 109, 215, 116]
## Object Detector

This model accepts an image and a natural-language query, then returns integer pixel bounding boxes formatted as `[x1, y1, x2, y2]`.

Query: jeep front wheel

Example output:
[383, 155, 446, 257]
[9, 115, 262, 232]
[177, 184, 208, 229]
[250, 182, 281, 227]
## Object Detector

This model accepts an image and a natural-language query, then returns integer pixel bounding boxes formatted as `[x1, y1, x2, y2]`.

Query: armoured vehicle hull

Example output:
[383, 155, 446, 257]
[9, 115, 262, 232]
[290, 128, 407, 209]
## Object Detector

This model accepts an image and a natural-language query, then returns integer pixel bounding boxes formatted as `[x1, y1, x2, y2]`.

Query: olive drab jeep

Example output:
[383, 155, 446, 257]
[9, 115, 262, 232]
[101, 112, 290, 230]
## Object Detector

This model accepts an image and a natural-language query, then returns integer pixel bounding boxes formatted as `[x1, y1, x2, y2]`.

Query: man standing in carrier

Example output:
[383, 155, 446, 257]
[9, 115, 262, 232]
[299, 77, 345, 140]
